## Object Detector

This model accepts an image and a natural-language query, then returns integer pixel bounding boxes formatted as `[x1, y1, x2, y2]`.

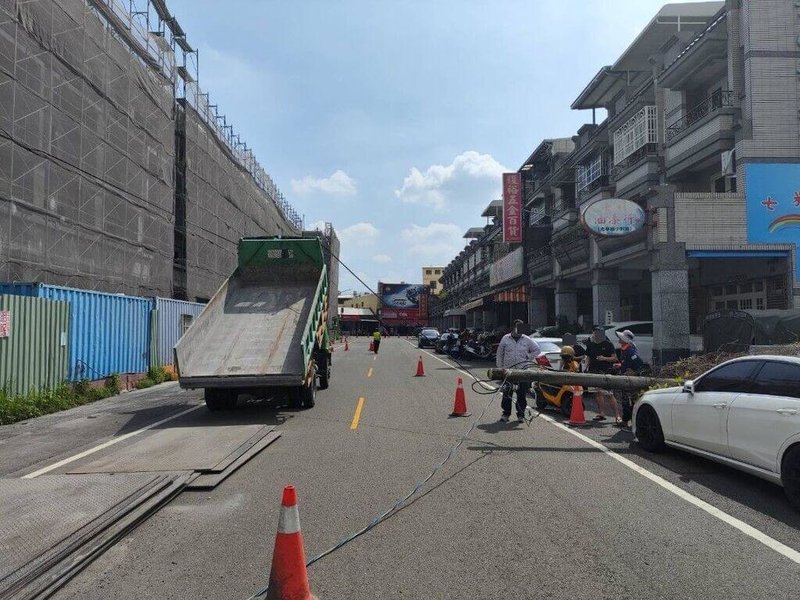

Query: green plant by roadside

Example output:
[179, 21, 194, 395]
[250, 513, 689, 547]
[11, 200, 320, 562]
[136, 377, 156, 389]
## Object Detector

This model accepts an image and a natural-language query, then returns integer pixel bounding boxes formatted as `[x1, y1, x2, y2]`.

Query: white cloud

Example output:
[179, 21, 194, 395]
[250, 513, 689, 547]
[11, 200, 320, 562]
[338, 222, 379, 246]
[372, 254, 392, 264]
[401, 223, 463, 261]
[291, 169, 357, 197]
[394, 151, 508, 211]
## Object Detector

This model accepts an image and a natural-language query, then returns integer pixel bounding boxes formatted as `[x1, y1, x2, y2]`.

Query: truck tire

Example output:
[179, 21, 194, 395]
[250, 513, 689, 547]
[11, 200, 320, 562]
[205, 388, 236, 411]
[317, 352, 330, 390]
[301, 372, 317, 409]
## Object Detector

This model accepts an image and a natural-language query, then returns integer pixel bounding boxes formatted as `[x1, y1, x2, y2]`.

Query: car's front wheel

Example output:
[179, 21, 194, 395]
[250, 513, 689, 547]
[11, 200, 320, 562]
[635, 404, 665, 452]
[781, 445, 800, 511]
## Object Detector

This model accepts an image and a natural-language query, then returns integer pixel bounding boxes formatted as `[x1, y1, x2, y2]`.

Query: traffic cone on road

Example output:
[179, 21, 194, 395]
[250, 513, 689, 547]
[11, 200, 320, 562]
[414, 355, 425, 377]
[449, 377, 471, 417]
[568, 386, 587, 426]
[266, 485, 314, 600]
[344, 337, 349, 351]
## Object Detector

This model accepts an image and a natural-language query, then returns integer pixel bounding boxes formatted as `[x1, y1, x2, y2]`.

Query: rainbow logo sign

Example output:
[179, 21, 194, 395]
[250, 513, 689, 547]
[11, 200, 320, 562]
[768, 214, 800, 234]
[745, 163, 800, 278]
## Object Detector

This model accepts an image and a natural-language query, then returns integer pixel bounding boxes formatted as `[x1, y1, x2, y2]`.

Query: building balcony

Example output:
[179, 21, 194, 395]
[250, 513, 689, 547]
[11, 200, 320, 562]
[665, 92, 736, 179]
[613, 105, 658, 166]
[610, 143, 660, 198]
[527, 245, 554, 281]
[551, 224, 590, 271]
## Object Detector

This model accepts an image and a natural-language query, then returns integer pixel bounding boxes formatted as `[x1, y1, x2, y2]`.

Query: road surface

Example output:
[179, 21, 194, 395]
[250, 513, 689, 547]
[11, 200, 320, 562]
[3, 337, 800, 599]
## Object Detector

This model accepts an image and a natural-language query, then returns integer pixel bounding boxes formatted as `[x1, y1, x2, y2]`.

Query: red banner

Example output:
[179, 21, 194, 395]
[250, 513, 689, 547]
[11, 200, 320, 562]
[502, 172, 522, 243]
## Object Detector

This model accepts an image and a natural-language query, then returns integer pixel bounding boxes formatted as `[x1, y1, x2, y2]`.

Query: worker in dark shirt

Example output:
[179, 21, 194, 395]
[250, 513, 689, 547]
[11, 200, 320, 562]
[583, 326, 621, 423]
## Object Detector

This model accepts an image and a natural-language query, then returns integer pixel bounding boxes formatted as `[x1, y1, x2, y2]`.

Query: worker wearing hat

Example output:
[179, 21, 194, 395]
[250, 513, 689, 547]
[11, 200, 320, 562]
[614, 329, 646, 428]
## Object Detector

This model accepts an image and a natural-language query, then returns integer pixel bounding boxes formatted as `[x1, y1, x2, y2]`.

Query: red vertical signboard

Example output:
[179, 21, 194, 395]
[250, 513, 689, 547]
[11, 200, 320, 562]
[503, 172, 522, 243]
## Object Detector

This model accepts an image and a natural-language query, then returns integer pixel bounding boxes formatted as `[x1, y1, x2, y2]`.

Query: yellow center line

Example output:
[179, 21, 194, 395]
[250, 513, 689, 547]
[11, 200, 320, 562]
[367, 367, 373, 378]
[350, 397, 366, 430]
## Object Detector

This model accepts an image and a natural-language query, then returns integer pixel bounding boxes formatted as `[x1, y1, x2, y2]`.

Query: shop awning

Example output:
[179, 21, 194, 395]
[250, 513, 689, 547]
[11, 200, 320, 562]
[687, 251, 789, 259]
[463, 298, 484, 311]
[444, 308, 467, 317]
[493, 285, 528, 303]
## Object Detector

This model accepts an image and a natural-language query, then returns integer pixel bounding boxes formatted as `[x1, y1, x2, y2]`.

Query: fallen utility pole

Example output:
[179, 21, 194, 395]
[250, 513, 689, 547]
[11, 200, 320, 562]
[486, 368, 676, 391]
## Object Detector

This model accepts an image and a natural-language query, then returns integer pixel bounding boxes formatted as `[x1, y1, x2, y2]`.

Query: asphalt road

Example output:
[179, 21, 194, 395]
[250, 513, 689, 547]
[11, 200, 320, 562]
[4, 337, 800, 599]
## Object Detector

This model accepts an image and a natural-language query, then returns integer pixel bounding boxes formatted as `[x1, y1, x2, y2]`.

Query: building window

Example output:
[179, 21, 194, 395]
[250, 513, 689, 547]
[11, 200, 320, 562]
[613, 105, 658, 165]
[756, 297, 764, 310]
[426, 269, 432, 275]
[575, 153, 609, 196]
[430, 281, 437, 290]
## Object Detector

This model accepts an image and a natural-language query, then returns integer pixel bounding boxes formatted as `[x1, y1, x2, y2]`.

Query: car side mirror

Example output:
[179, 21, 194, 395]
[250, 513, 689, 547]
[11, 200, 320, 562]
[683, 380, 695, 394]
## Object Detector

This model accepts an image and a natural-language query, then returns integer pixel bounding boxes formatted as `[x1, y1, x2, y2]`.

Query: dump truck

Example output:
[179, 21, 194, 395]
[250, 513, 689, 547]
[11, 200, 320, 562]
[175, 237, 332, 411]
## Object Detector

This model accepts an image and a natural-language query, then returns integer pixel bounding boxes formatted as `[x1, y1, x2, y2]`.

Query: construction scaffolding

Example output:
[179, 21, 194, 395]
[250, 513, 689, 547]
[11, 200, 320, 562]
[0, 0, 304, 299]
[0, 0, 176, 295]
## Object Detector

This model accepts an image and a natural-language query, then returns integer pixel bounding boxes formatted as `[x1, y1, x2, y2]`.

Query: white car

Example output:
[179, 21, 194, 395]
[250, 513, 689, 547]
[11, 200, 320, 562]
[532, 337, 564, 370]
[633, 355, 800, 509]
[579, 321, 653, 365]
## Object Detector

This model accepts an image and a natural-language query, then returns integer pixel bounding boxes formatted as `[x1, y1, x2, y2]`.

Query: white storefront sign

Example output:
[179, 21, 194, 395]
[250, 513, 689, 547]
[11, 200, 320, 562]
[490, 247, 524, 287]
[580, 198, 646, 237]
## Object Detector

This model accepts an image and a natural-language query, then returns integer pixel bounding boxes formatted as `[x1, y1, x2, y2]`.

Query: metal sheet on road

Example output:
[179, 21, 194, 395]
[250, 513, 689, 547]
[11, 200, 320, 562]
[0, 474, 166, 589]
[65, 425, 274, 474]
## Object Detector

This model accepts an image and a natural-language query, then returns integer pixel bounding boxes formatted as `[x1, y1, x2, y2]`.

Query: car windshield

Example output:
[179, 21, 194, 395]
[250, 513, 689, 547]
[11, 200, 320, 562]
[421, 329, 439, 336]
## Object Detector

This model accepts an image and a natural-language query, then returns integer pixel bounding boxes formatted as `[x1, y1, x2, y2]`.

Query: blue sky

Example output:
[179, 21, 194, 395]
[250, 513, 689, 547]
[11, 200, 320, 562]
[168, 0, 711, 293]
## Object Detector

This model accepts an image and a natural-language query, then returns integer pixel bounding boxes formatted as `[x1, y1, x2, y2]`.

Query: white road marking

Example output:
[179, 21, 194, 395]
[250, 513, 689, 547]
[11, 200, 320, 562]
[22, 403, 204, 479]
[404, 339, 800, 565]
[539, 413, 800, 564]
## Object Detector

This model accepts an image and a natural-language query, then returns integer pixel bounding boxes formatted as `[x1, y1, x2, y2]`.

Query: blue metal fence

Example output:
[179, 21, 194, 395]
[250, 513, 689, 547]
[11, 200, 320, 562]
[0, 283, 151, 381]
[153, 297, 206, 367]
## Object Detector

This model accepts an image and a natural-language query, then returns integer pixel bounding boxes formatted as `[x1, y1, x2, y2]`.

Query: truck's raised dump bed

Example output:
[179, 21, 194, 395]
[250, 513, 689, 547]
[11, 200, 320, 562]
[176, 238, 329, 390]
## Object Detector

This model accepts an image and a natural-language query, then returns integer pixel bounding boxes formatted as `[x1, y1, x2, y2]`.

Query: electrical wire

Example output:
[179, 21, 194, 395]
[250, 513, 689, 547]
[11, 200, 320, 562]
[245, 239, 546, 598]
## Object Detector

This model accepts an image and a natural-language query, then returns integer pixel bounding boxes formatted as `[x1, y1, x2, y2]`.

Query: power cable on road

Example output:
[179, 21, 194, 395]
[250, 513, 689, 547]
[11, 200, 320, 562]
[246, 354, 537, 599]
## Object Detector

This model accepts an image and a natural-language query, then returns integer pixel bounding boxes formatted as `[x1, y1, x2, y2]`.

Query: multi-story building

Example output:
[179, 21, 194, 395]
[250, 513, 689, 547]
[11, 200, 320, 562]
[440, 0, 800, 364]
[421, 267, 445, 295]
[342, 293, 380, 314]
[519, 0, 800, 363]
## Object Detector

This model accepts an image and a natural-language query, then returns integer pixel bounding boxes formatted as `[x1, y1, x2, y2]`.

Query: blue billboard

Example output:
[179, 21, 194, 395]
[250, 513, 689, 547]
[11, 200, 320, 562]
[745, 163, 800, 278]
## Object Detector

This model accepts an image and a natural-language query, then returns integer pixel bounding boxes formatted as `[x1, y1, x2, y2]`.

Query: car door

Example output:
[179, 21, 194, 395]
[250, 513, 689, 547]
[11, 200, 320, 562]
[670, 360, 761, 455]
[727, 360, 800, 472]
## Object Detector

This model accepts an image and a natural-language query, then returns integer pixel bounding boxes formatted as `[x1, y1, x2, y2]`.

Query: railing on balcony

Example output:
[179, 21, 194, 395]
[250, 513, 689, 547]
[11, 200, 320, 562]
[665, 90, 735, 141]
[613, 105, 658, 165]
[610, 142, 658, 179]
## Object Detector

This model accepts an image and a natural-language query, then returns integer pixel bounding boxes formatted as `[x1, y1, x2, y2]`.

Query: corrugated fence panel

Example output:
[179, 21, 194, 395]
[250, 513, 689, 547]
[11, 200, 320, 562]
[0, 283, 152, 380]
[0, 295, 69, 395]
[154, 298, 206, 366]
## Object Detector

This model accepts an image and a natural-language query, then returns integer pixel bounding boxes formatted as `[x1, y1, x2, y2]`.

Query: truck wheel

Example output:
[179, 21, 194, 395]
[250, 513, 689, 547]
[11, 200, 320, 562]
[205, 388, 235, 411]
[317, 353, 330, 390]
[301, 377, 316, 409]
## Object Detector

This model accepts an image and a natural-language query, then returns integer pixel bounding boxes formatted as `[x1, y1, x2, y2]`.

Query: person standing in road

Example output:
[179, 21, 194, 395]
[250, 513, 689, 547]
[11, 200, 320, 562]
[583, 325, 621, 423]
[372, 329, 381, 354]
[614, 329, 647, 428]
[496, 319, 541, 422]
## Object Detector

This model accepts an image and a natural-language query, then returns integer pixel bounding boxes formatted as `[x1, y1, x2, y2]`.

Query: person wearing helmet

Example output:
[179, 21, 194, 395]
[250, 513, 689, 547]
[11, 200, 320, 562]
[559, 345, 579, 373]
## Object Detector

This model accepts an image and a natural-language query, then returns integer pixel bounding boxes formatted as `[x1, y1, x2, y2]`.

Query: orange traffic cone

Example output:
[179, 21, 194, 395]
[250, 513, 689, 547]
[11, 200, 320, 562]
[568, 386, 587, 426]
[266, 485, 314, 600]
[414, 356, 425, 377]
[344, 337, 349, 351]
[449, 377, 471, 417]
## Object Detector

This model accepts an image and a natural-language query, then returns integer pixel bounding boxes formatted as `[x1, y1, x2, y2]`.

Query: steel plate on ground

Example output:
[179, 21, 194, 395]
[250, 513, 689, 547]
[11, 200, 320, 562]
[0, 474, 170, 596]
[187, 431, 282, 490]
[65, 425, 275, 474]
